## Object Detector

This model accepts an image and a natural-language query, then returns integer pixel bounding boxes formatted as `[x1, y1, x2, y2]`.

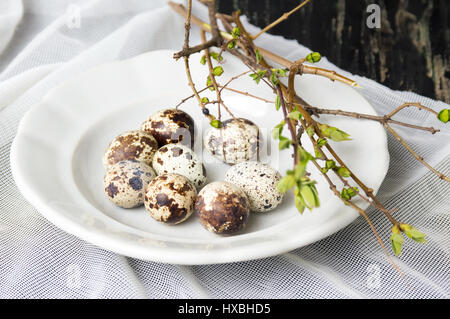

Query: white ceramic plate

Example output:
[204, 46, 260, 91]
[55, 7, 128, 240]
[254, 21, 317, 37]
[11, 50, 389, 264]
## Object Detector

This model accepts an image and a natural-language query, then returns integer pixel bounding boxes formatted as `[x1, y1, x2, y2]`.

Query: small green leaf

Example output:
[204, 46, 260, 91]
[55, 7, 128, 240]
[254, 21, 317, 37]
[314, 147, 322, 158]
[275, 94, 281, 110]
[346, 187, 358, 197]
[438, 109, 449, 123]
[317, 137, 327, 147]
[255, 49, 262, 64]
[270, 72, 279, 86]
[297, 147, 314, 163]
[341, 187, 358, 200]
[330, 129, 351, 142]
[341, 189, 350, 200]
[400, 224, 426, 243]
[275, 68, 288, 77]
[209, 52, 223, 62]
[325, 160, 336, 170]
[258, 70, 267, 77]
[213, 66, 224, 76]
[210, 119, 222, 128]
[201, 97, 209, 104]
[409, 228, 426, 243]
[295, 197, 305, 214]
[321, 167, 328, 174]
[277, 175, 296, 193]
[318, 123, 351, 142]
[390, 232, 404, 256]
[271, 124, 283, 140]
[294, 187, 306, 214]
[300, 183, 320, 209]
[206, 76, 214, 90]
[294, 162, 307, 180]
[200, 55, 206, 65]
[227, 40, 236, 49]
[278, 136, 292, 150]
[288, 110, 302, 121]
[306, 125, 315, 137]
[231, 27, 240, 39]
[249, 73, 259, 83]
[336, 166, 351, 177]
[306, 52, 322, 63]
[249, 70, 267, 85]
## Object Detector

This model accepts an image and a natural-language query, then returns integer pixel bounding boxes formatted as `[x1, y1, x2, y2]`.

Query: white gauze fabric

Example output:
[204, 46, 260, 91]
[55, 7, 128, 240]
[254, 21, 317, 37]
[0, 0, 448, 299]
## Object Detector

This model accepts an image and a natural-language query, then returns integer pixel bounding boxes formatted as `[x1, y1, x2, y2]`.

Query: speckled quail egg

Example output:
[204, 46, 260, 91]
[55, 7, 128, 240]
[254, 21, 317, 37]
[144, 173, 197, 224]
[225, 161, 283, 213]
[103, 130, 158, 168]
[195, 181, 250, 235]
[141, 108, 195, 148]
[104, 160, 156, 208]
[152, 144, 207, 188]
[204, 118, 260, 165]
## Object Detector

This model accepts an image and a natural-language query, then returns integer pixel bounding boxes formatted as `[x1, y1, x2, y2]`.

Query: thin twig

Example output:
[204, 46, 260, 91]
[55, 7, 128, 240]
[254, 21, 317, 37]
[218, 70, 251, 95]
[387, 102, 439, 118]
[180, 0, 212, 120]
[175, 85, 211, 109]
[277, 85, 298, 164]
[252, 0, 311, 40]
[384, 123, 450, 182]
[304, 105, 440, 134]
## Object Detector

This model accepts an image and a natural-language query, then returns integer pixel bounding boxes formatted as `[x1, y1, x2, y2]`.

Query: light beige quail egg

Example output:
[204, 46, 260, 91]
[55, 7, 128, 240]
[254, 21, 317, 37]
[103, 160, 156, 208]
[195, 181, 250, 235]
[141, 108, 195, 148]
[152, 144, 207, 188]
[225, 161, 283, 212]
[144, 174, 197, 224]
[204, 118, 260, 165]
[103, 130, 158, 168]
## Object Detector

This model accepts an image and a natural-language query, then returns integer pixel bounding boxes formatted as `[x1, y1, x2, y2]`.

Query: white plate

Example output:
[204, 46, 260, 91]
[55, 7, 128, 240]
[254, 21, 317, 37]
[11, 50, 389, 264]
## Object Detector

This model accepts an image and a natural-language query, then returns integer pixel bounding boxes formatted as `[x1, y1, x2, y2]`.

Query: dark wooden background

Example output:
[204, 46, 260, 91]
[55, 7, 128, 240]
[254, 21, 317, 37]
[216, 0, 449, 103]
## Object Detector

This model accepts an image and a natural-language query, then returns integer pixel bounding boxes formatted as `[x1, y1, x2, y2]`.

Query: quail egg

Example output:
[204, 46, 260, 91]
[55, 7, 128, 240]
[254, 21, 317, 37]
[103, 130, 158, 168]
[144, 173, 197, 224]
[225, 161, 283, 212]
[204, 118, 260, 165]
[141, 108, 195, 148]
[103, 160, 156, 208]
[195, 181, 250, 235]
[152, 144, 207, 188]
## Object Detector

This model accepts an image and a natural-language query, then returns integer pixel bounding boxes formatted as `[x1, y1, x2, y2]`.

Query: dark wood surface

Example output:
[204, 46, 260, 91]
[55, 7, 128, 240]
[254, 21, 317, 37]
[216, 0, 449, 103]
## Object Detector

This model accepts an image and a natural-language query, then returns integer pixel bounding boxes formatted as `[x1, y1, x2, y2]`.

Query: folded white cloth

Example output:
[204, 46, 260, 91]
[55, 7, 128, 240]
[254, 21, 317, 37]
[0, 0, 23, 57]
[0, 0, 448, 298]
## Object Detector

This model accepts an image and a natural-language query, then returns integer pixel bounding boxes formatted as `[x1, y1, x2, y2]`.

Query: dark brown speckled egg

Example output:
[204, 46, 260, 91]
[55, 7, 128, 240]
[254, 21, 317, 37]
[102, 130, 158, 168]
[195, 181, 250, 235]
[103, 160, 156, 208]
[141, 109, 195, 148]
[144, 174, 197, 224]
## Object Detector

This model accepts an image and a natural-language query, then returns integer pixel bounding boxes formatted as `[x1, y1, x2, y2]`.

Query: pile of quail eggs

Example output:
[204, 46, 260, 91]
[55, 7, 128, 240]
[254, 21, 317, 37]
[103, 108, 284, 235]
